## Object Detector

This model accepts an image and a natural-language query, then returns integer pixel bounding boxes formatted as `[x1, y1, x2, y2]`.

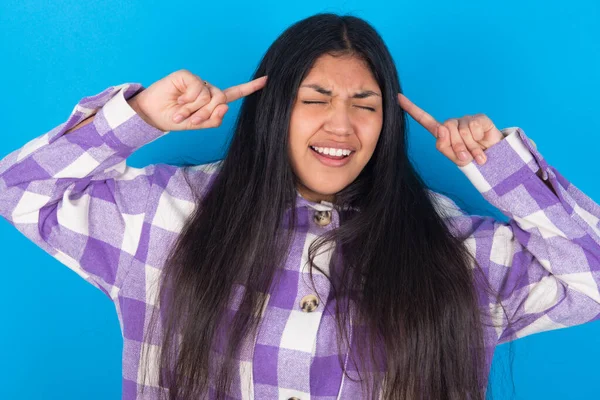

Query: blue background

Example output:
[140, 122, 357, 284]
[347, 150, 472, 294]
[1, 0, 599, 398]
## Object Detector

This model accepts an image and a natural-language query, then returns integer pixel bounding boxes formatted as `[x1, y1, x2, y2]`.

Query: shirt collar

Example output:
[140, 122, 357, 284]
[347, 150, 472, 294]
[294, 189, 335, 211]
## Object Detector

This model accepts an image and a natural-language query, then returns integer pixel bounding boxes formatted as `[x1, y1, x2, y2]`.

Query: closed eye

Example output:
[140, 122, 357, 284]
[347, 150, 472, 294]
[355, 105, 376, 112]
[303, 101, 376, 112]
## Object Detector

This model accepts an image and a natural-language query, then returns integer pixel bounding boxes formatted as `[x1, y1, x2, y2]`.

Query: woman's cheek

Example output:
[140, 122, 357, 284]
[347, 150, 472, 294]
[364, 124, 383, 151]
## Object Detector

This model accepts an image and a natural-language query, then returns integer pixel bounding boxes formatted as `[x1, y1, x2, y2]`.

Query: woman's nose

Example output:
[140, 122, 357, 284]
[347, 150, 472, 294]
[323, 105, 352, 136]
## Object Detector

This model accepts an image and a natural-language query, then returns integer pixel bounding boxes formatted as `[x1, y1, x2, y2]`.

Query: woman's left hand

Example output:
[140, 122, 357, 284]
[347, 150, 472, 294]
[397, 93, 505, 166]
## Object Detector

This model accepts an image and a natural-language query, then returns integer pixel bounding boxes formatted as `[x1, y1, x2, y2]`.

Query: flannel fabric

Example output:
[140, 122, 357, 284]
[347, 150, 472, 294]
[1, 83, 599, 399]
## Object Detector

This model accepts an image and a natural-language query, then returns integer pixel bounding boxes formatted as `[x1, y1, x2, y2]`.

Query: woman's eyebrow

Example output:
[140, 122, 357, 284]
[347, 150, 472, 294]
[300, 84, 381, 98]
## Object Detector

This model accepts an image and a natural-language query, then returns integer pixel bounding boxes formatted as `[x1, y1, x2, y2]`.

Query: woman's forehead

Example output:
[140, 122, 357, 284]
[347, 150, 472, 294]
[301, 55, 379, 92]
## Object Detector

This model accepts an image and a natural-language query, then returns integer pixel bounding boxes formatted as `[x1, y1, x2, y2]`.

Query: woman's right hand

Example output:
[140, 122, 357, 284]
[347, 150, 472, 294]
[128, 69, 268, 132]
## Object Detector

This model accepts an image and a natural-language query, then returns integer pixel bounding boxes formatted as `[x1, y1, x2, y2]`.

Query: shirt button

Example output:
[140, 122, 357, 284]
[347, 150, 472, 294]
[300, 294, 319, 312]
[313, 210, 332, 226]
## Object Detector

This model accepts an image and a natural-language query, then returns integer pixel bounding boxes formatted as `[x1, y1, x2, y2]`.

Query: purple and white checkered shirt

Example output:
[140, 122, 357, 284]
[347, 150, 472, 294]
[1, 83, 599, 399]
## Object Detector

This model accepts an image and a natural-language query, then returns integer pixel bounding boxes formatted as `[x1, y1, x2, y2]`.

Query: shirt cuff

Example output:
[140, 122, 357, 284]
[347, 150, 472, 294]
[94, 83, 170, 153]
[47, 83, 169, 157]
[457, 127, 550, 194]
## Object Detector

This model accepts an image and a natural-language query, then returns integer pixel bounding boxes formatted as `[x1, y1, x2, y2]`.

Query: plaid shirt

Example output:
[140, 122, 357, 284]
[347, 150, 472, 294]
[1, 83, 599, 400]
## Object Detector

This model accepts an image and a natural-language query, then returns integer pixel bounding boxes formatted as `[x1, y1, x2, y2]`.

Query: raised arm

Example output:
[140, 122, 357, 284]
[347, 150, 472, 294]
[0, 70, 267, 299]
[434, 127, 600, 344]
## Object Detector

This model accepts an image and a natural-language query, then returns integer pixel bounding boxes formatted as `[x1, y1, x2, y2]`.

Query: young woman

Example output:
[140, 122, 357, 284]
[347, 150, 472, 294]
[1, 13, 599, 400]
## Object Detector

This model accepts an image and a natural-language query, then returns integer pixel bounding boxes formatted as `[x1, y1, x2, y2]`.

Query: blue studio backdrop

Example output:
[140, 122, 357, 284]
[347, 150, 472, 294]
[1, 0, 599, 399]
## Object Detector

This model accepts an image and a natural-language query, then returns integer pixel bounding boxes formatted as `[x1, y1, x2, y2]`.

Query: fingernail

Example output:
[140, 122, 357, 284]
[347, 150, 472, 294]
[438, 129, 446, 139]
[459, 151, 469, 161]
[173, 114, 184, 123]
[476, 154, 486, 164]
[177, 97, 185, 104]
[191, 117, 201, 125]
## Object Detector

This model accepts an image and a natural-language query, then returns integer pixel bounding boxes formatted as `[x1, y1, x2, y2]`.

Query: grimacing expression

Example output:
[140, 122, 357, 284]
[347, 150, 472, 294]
[288, 54, 384, 203]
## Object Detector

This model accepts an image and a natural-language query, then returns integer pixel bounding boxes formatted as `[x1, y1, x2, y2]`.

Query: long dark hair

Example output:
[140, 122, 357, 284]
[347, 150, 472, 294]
[143, 13, 504, 399]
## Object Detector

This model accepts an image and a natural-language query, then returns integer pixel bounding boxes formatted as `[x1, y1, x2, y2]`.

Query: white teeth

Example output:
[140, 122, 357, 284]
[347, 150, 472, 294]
[310, 146, 353, 157]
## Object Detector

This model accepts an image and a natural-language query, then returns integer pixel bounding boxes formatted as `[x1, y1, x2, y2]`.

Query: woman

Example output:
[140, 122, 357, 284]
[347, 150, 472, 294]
[1, 13, 599, 400]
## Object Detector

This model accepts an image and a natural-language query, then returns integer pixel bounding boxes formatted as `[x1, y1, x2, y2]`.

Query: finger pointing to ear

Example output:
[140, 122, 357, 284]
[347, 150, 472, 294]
[397, 93, 442, 137]
[224, 76, 268, 103]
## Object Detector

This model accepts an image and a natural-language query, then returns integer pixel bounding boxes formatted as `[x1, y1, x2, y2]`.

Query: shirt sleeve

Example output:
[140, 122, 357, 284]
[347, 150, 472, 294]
[0, 83, 215, 300]
[431, 127, 600, 344]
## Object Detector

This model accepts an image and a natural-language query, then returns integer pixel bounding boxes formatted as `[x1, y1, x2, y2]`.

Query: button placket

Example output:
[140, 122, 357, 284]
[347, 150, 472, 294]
[299, 293, 319, 312]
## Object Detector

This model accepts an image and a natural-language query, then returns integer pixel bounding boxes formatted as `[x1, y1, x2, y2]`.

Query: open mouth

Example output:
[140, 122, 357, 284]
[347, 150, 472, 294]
[309, 145, 354, 159]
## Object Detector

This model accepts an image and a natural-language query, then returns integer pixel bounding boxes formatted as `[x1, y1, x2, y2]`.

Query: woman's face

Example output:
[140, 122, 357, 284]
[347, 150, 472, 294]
[288, 53, 384, 203]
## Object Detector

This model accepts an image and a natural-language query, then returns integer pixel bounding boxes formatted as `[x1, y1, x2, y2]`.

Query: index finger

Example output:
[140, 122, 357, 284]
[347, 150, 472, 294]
[224, 75, 268, 103]
[397, 93, 441, 137]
